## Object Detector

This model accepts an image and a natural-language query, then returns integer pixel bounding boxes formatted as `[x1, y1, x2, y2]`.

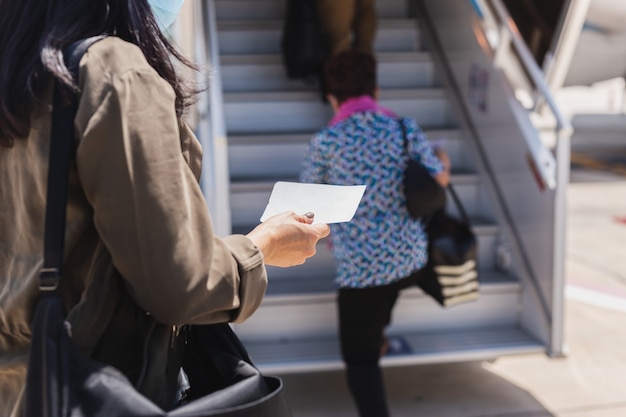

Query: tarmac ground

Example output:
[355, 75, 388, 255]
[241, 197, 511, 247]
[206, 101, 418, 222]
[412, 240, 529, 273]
[277, 154, 626, 416]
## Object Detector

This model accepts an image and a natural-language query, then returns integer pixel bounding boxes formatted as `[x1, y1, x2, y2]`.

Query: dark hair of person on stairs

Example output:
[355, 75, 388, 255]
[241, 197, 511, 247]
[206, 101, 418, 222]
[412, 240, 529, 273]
[323, 50, 377, 104]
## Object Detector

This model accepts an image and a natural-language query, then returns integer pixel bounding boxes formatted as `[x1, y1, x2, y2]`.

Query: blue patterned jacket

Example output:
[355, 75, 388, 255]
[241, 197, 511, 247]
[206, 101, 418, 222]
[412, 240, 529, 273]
[300, 111, 444, 288]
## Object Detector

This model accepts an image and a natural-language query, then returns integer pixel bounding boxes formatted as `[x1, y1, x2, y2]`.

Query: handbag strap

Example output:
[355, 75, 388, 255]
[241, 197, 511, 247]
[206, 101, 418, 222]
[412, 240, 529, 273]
[446, 183, 470, 224]
[40, 36, 105, 291]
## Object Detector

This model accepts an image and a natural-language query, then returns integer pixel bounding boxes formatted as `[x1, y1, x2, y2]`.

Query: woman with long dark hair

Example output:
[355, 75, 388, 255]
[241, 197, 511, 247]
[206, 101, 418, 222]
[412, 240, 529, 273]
[0, 1, 329, 414]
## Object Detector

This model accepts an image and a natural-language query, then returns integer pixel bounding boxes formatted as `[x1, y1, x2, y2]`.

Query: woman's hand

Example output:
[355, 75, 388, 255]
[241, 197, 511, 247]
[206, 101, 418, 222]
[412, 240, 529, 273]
[434, 147, 451, 187]
[246, 212, 331, 267]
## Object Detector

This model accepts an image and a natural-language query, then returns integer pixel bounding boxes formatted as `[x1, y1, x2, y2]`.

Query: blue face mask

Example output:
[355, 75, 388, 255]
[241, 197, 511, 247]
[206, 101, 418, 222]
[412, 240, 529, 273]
[148, 0, 185, 31]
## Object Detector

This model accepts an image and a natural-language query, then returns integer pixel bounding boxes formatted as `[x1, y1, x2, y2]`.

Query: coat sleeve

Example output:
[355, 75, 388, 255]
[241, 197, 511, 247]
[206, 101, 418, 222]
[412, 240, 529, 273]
[73, 39, 267, 326]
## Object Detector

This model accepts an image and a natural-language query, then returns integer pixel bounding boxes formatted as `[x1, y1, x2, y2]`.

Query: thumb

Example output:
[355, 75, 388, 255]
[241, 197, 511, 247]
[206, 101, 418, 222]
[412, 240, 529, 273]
[311, 223, 331, 238]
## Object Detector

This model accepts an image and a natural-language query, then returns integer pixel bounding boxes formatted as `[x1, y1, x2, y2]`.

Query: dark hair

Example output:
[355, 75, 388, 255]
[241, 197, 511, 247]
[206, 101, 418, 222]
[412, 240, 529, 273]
[323, 51, 377, 104]
[0, 0, 199, 147]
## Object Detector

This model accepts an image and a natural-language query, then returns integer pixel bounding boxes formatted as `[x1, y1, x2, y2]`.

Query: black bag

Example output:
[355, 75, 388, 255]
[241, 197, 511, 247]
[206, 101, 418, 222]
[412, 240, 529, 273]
[26, 298, 291, 416]
[25, 37, 291, 417]
[400, 118, 447, 219]
[281, 0, 329, 81]
[418, 185, 479, 307]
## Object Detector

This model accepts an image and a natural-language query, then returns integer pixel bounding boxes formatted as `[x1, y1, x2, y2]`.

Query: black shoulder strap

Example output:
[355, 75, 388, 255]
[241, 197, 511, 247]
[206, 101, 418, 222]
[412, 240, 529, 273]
[40, 36, 105, 291]
[447, 183, 470, 224]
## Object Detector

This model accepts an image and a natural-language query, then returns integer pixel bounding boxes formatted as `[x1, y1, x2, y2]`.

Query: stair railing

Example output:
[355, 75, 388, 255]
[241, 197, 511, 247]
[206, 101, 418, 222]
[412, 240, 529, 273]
[193, 0, 232, 236]
[476, 0, 573, 189]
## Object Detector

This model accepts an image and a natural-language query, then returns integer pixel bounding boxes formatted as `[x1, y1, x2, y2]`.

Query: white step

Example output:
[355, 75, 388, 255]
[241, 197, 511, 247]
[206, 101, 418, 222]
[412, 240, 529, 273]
[223, 89, 457, 133]
[220, 52, 437, 92]
[259, 218, 500, 287]
[215, 0, 409, 22]
[217, 19, 421, 55]
[230, 175, 486, 227]
[236, 269, 520, 341]
[233, 208, 498, 273]
[237, 326, 543, 373]
[228, 128, 475, 180]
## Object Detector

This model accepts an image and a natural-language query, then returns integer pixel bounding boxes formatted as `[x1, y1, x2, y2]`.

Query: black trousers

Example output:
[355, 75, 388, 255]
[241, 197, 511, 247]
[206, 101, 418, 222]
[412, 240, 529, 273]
[338, 272, 419, 417]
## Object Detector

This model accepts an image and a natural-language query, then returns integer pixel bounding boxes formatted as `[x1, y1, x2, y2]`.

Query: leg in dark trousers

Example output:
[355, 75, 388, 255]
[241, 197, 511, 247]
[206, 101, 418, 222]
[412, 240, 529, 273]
[345, 364, 388, 417]
[338, 277, 410, 417]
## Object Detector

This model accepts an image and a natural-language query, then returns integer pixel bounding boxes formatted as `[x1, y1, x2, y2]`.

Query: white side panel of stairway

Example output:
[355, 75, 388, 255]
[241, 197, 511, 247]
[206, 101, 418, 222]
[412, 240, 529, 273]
[416, 0, 566, 355]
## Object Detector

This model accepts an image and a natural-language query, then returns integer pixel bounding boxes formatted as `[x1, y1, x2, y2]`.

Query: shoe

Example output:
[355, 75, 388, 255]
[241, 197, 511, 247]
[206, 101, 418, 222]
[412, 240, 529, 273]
[385, 336, 413, 356]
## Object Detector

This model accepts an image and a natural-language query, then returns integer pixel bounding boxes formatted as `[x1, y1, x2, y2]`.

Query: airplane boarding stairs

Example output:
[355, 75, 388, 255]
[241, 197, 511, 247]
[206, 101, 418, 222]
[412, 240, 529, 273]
[208, 0, 552, 373]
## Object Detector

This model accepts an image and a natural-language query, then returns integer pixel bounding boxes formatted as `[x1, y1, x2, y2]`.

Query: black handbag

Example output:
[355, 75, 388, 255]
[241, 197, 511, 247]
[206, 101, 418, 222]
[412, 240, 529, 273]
[418, 184, 479, 307]
[400, 118, 447, 220]
[25, 37, 291, 417]
[281, 0, 329, 81]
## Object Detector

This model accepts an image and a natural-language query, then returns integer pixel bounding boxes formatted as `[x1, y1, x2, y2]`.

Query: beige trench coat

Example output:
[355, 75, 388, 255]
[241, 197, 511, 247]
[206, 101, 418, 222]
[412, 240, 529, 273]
[0, 37, 268, 415]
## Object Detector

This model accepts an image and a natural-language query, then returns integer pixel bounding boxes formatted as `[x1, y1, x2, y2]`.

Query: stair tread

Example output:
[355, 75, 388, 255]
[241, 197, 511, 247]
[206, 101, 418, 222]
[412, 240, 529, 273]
[229, 170, 479, 190]
[224, 88, 446, 103]
[231, 175, 479, 187]
[260, 268, 517, 301]
[239, 325, 543, 373]
[215, 0, 408, 21]
[227, 128, 462, 145]
[220, 51, 432, 65]
[234, 212, 497, 237]
[217, 19, 416, 31]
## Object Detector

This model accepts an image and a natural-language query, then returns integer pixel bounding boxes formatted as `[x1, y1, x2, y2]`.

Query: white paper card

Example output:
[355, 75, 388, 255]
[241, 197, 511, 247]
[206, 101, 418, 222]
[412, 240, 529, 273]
[260, 182, 366, 224]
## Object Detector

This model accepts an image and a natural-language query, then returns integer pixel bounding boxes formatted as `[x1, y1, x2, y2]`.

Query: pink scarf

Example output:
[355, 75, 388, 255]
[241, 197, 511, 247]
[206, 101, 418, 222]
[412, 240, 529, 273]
[328, 95, 396, 127]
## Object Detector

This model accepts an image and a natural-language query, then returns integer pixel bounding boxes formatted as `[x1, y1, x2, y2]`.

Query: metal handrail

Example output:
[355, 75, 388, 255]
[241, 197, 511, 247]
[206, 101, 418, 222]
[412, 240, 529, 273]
[485, 0, 573, 137]
[193, 0, 232, 236]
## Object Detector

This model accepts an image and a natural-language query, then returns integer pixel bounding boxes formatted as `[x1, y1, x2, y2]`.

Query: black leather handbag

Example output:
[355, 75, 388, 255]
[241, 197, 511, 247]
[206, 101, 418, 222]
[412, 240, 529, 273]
[25, 37, 291, 417]
[418, 185, 479, 307]
[399, 118, 447, 220]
